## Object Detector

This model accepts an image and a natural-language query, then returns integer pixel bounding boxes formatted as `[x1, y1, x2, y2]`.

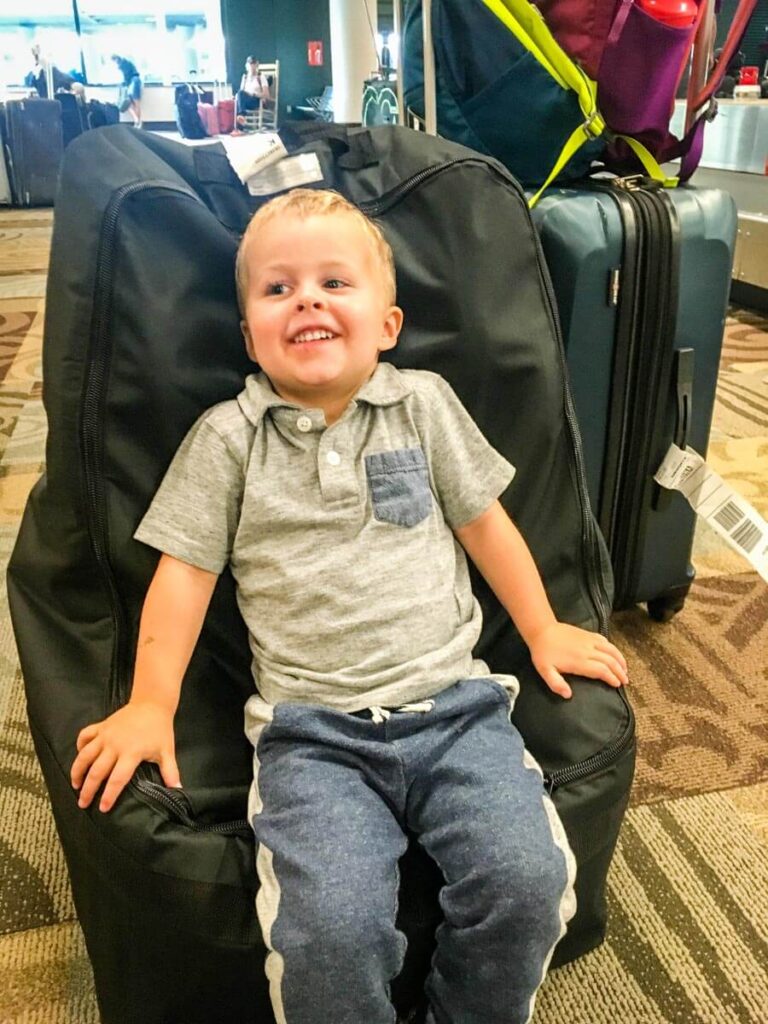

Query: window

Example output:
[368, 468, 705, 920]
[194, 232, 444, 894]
[0, 0, 226, 89]
[0, 3, 79, 90]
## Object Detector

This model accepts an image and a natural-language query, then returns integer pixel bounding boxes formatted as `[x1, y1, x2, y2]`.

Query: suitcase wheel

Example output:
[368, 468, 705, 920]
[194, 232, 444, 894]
[647, 587, 689, 623]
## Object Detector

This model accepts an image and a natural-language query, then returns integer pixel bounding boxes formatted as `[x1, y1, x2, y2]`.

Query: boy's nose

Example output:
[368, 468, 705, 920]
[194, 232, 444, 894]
[296, 292, 326, 312]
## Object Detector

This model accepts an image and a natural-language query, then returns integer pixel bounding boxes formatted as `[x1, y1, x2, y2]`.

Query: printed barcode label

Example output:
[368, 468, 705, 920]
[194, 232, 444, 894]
[731, 518, 761, 554]
[714, 501, 743, 532]
[655, 443, 768, 583]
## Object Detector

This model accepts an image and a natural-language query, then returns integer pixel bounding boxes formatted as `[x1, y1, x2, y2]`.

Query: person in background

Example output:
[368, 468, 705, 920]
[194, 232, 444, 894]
[111, 54, 142, 129]
[25, 44, 74, 98]
[235, 56, 269, 125]
[380, 31, 392, 76]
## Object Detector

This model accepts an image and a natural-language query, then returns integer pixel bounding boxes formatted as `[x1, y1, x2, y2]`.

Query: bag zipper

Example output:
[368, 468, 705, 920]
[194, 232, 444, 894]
[81, 178, 249, 835]
[544, 695, 634, 793]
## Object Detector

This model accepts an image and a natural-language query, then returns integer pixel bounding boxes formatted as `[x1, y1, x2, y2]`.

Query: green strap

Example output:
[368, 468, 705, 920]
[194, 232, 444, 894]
[616, 135, 680, 188]
[527, 119, 600, 208]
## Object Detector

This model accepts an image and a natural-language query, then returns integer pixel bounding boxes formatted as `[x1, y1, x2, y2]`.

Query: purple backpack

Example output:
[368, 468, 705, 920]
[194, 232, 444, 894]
[537, 0, 759, 180]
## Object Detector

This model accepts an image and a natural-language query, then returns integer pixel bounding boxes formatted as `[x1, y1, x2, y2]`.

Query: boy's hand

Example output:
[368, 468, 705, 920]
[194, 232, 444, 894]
[70, 701, 180, 813]
[528, 622, 628, 699]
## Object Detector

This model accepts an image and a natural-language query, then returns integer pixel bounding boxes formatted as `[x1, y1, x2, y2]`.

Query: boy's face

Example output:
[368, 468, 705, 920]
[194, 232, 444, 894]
[240, 212, 403, 423]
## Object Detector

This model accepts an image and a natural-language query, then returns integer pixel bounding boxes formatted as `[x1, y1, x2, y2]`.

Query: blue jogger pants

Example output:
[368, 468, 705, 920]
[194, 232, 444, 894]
[248, 678, 576, 1024]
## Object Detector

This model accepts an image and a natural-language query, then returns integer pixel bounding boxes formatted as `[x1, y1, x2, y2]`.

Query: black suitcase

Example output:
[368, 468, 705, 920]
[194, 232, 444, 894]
[8, 124, 634, 1023]
[175, 84, 208, 139]
[3, 98, 62, 206]
[0, 120, 12, 204]
[57, 91, 87, 148]
[532, 182, 737, 619]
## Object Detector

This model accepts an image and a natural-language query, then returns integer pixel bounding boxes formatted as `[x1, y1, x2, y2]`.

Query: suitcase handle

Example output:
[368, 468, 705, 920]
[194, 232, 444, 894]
[674, 348, 694, 451]
[653, 347, 694, 512]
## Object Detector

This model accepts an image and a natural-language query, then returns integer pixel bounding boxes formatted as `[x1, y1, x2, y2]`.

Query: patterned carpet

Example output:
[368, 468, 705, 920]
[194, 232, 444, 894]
[1, 204, 767, 1023]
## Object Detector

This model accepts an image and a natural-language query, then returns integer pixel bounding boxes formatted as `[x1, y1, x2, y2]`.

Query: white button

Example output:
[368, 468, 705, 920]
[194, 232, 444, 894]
[326, 450, 341, 466]
[296, 415, 312, 433]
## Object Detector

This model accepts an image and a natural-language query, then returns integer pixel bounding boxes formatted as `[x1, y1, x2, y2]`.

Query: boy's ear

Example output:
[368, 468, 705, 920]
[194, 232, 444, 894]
[241, 320, 258, 363]
[379, 305, 404, 352]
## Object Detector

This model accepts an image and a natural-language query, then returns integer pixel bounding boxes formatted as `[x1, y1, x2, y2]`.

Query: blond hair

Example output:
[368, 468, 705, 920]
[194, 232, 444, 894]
[235, 188, 397, 316]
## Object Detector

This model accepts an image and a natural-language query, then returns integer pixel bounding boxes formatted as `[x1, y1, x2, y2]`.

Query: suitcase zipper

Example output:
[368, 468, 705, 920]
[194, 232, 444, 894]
[81, 178, 249, 835]
[616, 188, 674, 603]
[587, 181, 680, 606]
[360, 162, 611, 636]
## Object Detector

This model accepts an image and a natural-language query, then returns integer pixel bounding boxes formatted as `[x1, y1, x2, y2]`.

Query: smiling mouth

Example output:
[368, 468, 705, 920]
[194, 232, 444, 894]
[291, 330, 337, 344]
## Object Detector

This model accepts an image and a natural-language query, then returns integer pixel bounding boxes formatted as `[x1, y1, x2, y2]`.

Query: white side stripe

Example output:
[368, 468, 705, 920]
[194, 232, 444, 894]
[522, 749, 578, 1024]
[256, 843, 288, 1024]
[249, 720, 288, 1024]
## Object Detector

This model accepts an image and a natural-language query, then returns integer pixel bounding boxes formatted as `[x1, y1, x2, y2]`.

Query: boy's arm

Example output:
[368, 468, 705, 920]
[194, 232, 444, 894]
[454, 500, 628, 699]
[70, 553, 219, 812]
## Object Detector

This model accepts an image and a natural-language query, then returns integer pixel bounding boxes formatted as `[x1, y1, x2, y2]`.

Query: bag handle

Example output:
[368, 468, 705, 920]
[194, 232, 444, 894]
[423, 0, 438, 134]
[279, 123, 379, 169]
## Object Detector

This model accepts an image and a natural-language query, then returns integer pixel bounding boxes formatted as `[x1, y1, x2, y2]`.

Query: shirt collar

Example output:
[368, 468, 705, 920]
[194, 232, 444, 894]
[237, 362, 412, 427]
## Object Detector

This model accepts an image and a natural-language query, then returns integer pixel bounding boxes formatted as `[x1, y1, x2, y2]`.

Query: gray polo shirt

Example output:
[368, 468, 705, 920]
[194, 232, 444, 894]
[135, 363, 517, 713]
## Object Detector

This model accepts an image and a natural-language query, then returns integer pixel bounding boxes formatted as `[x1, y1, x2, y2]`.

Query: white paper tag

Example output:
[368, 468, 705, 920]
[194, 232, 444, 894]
[655, 443, 768, 581]
[246, 152, 324, 196]
[223, 135, 288, 184]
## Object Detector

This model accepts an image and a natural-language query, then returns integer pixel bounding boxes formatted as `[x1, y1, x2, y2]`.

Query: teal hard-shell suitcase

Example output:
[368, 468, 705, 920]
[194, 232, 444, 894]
[532, 182, 737, 618]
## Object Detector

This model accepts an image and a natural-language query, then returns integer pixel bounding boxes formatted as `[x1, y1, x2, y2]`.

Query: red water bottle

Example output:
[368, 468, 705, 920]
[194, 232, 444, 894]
[638, 0, 698, 28]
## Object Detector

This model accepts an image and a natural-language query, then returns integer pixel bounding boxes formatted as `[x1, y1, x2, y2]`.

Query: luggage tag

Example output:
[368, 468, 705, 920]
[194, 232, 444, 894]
[221, 134, 324, 197]
[654, 443, 768, 582]
[219, 134, 287, 183]
[245, 150, 324, 196]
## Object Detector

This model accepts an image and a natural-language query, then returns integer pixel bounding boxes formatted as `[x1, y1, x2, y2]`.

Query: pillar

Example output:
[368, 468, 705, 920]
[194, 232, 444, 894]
[329, 0, 378, 123]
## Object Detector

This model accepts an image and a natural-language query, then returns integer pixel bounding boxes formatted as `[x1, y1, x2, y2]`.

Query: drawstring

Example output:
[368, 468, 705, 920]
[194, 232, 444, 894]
[368, 700, 435, 724]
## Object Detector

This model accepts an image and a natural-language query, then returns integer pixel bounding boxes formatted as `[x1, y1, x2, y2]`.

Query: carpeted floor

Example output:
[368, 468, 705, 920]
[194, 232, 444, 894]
[1, 204, 767, 1023]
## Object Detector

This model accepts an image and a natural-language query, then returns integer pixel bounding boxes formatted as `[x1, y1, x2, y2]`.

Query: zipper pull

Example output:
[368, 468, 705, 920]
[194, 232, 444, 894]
[611, 174, 664, 192]
[608, 268, 621, 307]
[612, 174, 644, 191]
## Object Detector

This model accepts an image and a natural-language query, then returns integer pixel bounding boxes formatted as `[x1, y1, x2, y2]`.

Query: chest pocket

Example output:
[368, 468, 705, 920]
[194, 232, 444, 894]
[365, 447, 432, 528]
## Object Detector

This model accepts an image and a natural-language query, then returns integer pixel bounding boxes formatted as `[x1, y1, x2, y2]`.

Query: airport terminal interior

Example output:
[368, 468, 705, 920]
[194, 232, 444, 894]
[1, 2, 767, 1023]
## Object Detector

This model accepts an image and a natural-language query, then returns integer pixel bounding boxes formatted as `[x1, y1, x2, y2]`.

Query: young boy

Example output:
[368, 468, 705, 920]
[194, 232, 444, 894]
[71, 188, 627, 1024]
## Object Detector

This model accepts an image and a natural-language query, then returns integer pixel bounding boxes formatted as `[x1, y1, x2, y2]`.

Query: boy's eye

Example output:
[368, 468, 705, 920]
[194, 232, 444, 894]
[267, 282, 288, 295]
[324, 279, 346, 289]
